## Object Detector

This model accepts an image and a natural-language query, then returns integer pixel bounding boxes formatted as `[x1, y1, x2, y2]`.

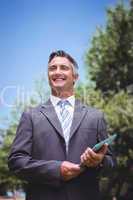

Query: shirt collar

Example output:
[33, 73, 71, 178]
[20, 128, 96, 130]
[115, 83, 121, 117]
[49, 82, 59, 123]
[50, 95, 75, 107]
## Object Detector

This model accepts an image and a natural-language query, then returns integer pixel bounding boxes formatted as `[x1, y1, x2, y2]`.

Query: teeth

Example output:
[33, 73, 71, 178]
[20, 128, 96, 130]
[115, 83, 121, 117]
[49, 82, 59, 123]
[55, 78, 64, 80]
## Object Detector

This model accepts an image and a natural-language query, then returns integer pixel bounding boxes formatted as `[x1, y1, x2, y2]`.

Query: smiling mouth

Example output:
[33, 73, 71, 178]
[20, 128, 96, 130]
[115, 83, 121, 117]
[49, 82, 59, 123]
[53, 77, 66, 81]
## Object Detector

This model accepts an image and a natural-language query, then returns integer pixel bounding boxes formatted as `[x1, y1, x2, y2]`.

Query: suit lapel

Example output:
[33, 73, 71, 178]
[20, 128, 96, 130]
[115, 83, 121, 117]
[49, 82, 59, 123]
[69, 100, 88, 140]
[40, 99, 88, 140]
[40, 99, 64, 138]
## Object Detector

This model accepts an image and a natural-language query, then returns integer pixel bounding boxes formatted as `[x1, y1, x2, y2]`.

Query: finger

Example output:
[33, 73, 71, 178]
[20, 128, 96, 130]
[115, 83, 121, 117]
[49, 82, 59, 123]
[80, 155, 84, 163]
[70, 164, 81, 171]
[85, 147, 92, 154]
[98, 144, 108, 154]
[88, 151, 103, 164]
[84, 148, 99, 162]
[81, 148, 98, 166]
[81, 155, 92, 166]
[84, 150, 100, 165]
[82, 153, 91, 162]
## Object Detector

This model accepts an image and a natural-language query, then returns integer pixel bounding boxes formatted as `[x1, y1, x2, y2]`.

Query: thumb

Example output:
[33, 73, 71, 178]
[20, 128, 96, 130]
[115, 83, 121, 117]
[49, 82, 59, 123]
[98, 143, 108, 154]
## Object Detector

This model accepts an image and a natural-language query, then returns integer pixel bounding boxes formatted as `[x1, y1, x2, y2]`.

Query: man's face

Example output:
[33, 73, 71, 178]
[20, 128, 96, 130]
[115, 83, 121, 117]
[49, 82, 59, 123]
[48, 56, 78, 96]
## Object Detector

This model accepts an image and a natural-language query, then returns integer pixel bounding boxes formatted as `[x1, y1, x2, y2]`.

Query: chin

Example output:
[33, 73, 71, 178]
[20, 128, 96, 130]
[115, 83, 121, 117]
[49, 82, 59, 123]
[52, 82, 65, 88]
[54, 86, 65, 91]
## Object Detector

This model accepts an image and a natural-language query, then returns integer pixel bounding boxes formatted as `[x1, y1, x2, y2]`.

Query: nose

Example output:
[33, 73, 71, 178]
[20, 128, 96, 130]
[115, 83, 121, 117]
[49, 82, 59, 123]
[55, 66, 62, 74]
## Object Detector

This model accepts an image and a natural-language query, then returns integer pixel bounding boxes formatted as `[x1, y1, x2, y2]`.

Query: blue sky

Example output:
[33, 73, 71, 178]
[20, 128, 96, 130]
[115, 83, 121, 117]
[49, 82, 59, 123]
[0, 0, 128, 126]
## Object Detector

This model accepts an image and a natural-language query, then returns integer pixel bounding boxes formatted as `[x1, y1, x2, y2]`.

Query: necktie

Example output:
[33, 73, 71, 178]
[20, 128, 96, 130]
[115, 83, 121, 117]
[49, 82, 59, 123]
[59, 100, 72, 152]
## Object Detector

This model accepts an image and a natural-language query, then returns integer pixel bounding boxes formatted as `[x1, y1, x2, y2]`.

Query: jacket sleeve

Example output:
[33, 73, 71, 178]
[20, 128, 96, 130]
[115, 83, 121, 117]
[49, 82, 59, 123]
[8, 111, 63, 187]
[97, 113, 116, 168]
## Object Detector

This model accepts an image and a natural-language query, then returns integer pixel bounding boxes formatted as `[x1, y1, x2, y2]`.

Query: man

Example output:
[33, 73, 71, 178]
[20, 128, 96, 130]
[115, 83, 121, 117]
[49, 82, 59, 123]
[8, 50, 115, 200]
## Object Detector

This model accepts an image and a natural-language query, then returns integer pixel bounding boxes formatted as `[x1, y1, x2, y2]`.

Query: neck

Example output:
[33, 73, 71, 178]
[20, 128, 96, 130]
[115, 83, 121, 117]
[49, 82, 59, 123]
[51, 89, 74, 99]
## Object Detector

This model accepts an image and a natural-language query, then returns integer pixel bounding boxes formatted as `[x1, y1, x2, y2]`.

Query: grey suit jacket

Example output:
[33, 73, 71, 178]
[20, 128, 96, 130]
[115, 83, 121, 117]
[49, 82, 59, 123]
[8, 99, 115, 200]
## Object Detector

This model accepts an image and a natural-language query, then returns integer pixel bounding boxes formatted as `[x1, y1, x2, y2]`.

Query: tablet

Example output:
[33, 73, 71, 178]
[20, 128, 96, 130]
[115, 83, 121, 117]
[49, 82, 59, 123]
[92, 133, 117, 152]
[79, 133, 117, 169]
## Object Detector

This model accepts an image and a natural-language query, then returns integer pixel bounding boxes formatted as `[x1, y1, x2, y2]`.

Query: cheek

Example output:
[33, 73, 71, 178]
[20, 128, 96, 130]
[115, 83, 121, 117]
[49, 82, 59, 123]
[48, 74, 50, 82]
[48, 74, 53, 85]
[48, 72, 53, 80]
[68, 74, 76, 83]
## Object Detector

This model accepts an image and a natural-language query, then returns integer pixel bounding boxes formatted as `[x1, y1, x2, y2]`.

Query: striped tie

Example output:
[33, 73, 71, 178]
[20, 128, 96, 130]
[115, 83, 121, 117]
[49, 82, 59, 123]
[59, 100, 72, 152]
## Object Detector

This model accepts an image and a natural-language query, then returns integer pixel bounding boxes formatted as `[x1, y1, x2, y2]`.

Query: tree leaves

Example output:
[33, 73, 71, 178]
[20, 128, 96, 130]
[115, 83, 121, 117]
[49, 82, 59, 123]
[86, 1, 133, 93]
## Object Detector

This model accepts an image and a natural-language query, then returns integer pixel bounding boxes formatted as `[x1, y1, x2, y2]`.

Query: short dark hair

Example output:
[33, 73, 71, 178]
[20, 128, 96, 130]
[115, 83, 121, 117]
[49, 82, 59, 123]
[48, 50, 78, 75]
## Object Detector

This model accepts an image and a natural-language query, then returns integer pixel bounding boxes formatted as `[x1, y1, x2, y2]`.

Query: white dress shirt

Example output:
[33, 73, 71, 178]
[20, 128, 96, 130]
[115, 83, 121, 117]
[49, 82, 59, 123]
[50, 95, 75, 151]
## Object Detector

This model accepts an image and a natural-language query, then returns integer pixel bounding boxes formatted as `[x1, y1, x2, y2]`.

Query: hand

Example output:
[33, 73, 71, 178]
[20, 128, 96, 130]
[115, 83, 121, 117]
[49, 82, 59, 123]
[80, 144, 108, 168]
[60, 161, 81, 181]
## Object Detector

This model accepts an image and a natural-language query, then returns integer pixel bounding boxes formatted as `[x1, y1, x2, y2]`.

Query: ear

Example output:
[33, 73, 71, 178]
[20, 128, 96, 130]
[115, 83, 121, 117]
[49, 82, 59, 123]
[73, 74, 79, 85]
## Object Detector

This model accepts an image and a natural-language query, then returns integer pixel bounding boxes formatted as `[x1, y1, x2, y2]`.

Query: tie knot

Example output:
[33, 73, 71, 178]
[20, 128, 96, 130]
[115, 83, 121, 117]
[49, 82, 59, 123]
[58, 100, 69, 108]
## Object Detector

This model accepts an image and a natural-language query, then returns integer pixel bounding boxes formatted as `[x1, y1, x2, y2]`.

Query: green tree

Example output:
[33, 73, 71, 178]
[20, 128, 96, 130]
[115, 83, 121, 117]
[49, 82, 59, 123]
[84, 0, 133, 199]
[0, 76, 49, 194]
[76, 85, 133, 199]
[0, 124, 22, 195]
[86, 0, 133, 93]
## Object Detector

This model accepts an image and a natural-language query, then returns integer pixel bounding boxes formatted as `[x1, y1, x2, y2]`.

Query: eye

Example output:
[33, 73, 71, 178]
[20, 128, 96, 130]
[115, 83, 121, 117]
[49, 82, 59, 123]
[61, 65, 70, 71]
[48, 65, 57, 71]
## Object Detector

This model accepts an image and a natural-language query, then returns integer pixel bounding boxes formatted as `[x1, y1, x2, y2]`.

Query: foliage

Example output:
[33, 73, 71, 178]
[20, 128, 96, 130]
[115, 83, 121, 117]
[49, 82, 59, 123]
[76, 84, 133, 199]
[0, 76, 49, 194]
[85, 0, 133, 93]
[0, 125, 22, 195]
[85, 1, 133, 198]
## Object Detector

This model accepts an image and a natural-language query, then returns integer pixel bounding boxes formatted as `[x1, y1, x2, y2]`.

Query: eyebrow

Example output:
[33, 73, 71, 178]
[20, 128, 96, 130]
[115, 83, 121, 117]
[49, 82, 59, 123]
[48, 64, 71, 68]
